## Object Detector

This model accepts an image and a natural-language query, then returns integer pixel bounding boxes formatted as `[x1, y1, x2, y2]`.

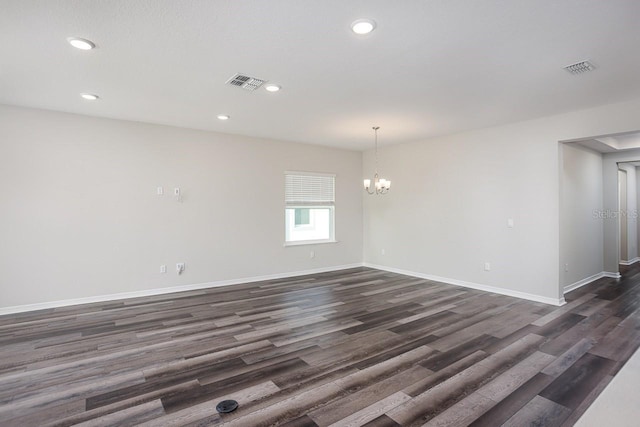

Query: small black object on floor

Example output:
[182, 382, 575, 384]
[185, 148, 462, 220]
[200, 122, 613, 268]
[216, 399, 239, 413]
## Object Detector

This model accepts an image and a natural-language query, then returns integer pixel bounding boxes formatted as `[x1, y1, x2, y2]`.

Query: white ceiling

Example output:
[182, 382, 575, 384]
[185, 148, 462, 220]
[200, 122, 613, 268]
[1, 0, 640, 150]
[574, 132, 640, 153]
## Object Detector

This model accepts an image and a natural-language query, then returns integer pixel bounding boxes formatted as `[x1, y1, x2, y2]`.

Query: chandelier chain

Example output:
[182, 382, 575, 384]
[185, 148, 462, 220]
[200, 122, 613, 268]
[373, 126, 379, 175]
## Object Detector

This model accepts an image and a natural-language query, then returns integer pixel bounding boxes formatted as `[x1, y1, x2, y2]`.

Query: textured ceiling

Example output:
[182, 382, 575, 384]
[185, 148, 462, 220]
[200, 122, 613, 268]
[1, 0, 640, 150]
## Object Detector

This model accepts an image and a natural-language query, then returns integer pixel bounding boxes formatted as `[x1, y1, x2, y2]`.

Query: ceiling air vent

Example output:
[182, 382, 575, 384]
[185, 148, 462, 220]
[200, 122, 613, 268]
[226, 73, 265, 91]
[564, 60, 596, 75]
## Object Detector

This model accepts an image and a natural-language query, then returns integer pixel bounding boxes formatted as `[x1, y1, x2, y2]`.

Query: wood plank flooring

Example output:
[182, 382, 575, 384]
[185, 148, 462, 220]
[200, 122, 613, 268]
[1, 265, 640, 426]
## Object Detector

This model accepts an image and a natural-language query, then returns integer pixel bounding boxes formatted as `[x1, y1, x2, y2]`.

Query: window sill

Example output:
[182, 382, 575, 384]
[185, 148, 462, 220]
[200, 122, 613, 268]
[284, 240, 338, 247]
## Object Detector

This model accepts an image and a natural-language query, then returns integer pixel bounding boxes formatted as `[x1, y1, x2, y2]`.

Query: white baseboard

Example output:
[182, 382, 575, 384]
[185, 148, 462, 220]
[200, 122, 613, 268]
[363, 263, 565, 306]
[619, 257, 640, 266]
[563, 271, 622, 294]
[0, 263, 363, 316]
[1, 261, 572, 315]
[563, 272, 605, 293]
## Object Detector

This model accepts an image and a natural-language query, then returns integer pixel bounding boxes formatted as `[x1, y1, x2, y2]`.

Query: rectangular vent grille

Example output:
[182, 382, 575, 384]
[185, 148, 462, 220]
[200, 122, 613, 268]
[564, 60, 595, 75]
[226, 73, 265, 91]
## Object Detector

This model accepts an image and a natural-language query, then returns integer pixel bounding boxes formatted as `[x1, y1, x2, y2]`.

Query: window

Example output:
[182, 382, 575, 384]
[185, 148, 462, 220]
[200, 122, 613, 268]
[294, 208, 310, 226]
[285, 172, 335, 244]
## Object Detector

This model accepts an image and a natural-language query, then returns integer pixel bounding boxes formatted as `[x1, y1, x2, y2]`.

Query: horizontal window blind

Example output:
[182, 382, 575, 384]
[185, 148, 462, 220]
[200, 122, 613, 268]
[285, 173, 335, 205]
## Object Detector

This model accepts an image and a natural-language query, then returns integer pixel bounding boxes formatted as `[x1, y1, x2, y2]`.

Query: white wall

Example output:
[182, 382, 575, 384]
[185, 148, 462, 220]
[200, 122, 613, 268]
[4, 97, 640, 310]
[618, 163, 638, 261]
[636, 167, 640, 257]
[364, 97, 640, 303]
[0, 105, 363, 308]
[559, 144, 603, 288]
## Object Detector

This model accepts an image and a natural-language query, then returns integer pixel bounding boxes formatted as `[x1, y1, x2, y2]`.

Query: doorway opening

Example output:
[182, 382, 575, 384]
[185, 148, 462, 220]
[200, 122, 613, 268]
[559, 130, 640, 296]
[619, 169, 628, 263]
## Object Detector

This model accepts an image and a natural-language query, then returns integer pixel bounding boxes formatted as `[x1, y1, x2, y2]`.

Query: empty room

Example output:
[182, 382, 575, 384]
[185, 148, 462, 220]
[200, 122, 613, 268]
[2, 1, 640, 426]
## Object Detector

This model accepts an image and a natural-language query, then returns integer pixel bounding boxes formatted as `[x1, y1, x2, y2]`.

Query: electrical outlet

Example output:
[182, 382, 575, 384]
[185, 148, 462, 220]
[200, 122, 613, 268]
[173, 187, 184, 203]
[310, 251, 315, 259]
[507, 218, 514, 228]
[160, 264, 166, 274]
[565, 263, 569, 272]
[484, 262, 491, 271]
[381, 248, 386, 255]
[176, 263, 185, 275]
[157, 186, 164, 195]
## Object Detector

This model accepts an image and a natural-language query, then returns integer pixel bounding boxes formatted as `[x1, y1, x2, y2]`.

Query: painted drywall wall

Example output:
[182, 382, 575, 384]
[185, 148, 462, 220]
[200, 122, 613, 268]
[636, 167, 640, 258]
[619, 170, 628, 261]
[602, 150, 640, 273]
[559, 143, 603, 287]
[364, 97, 640, 302]
[0, 104, 363, 308]
[618, 163, 638, 261]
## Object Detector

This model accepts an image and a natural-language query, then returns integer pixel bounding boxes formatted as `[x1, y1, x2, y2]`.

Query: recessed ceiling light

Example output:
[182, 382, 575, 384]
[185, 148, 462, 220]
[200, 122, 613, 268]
[351, 19, 376, 35]
[217, 114, 230, 120]
[67, 37, 95, 50]
[265, 84, 281, 92]
[80, 93, 99, 100]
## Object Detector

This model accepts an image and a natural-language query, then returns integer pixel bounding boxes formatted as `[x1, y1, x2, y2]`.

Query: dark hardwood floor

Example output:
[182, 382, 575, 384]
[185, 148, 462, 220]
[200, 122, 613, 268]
[1, 265, 640, 426]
